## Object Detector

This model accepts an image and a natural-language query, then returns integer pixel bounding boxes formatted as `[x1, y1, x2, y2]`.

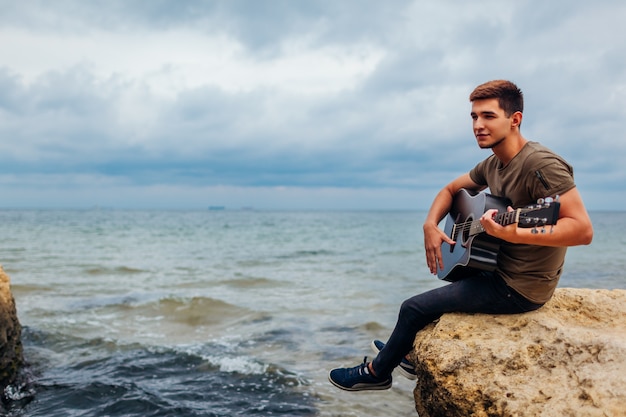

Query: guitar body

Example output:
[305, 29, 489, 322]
[438, 189, 511, 282]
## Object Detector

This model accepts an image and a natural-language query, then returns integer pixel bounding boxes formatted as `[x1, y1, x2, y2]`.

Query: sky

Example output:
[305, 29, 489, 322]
[0, 0, 624, 210]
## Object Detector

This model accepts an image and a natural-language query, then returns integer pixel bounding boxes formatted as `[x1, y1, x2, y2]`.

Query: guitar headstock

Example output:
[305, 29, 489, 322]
[517, 197, 560, 231]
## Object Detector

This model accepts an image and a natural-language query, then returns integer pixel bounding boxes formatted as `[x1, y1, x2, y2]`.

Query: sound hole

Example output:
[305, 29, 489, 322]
[461, 215, 472, 246]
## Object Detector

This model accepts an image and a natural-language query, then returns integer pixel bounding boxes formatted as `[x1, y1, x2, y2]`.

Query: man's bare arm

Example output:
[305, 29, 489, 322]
[423, 173, 486, 274]
[479, 187, 593, 247]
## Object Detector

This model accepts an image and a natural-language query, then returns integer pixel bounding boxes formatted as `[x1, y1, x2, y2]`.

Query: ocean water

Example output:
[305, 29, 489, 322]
[0, 209, 624, 416]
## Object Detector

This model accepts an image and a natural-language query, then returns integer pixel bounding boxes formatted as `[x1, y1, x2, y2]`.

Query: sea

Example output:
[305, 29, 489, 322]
[0, 209, 624, 417]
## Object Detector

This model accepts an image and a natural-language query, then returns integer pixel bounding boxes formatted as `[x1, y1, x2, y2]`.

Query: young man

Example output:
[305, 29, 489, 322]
[329, 80, 594, 391]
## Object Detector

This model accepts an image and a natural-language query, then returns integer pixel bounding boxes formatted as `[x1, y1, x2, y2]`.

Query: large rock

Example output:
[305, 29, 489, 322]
[0, 265, 23, 389]
[411, 288, 626, 417]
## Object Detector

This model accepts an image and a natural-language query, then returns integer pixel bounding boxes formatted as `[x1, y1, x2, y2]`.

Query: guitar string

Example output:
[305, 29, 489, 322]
[451, 208, 551, 238]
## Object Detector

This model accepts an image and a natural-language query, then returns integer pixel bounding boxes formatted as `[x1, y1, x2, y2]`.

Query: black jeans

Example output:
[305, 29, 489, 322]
[371, 272, 543, 377]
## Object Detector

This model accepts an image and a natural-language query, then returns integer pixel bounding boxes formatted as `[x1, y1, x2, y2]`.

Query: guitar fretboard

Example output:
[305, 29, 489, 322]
[451, 209, 521, 240]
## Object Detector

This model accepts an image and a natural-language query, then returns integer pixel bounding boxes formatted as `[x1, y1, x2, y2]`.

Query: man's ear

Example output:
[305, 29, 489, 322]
[510, 111, 523, 128]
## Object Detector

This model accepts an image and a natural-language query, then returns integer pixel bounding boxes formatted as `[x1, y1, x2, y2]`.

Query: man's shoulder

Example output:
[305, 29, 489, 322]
[525, 141, 557, 155]
[522, 141, 570, 166]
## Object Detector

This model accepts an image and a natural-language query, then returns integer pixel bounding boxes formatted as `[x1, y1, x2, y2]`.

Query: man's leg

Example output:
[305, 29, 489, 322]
[371, 273, 542, 377]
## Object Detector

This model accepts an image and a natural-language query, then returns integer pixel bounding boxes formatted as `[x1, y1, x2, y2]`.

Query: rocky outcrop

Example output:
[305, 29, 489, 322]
[411, 288, 626, 417]
[0, 265, 23, 389]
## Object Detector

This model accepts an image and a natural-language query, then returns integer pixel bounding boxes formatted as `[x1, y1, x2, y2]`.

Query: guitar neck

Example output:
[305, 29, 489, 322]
[454, 209, 521, 238]
[495, 209, 521, 227]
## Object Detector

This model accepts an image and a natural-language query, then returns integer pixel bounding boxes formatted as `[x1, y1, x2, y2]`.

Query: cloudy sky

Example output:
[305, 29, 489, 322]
[1, 0, 624, 210]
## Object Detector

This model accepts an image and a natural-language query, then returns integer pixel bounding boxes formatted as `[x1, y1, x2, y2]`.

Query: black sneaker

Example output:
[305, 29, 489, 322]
[371, 340, 417, 380]
[328, 356, 392, 391]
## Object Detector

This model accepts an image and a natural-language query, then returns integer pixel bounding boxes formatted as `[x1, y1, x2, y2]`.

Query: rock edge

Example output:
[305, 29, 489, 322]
[0, 265, 24, 390]
[410, 288, 626, 417]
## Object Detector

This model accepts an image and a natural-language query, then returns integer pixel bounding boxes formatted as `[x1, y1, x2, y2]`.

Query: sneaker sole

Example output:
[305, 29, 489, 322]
[328, 373, 392, 391]
[370, 340, 417, 380]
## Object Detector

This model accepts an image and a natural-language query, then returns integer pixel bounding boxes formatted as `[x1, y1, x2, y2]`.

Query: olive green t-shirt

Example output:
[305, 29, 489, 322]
[469, 141, 575, 304]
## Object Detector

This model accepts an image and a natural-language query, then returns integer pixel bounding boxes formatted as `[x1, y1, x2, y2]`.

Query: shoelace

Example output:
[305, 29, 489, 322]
[344, 357, 369, 378]
[353, 357, 369, 377]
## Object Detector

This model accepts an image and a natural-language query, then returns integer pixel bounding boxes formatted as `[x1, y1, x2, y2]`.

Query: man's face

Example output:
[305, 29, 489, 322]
[470, 98, 513, 149]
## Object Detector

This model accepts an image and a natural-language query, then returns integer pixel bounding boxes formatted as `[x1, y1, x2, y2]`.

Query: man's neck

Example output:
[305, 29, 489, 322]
[492, 134, 528, 166]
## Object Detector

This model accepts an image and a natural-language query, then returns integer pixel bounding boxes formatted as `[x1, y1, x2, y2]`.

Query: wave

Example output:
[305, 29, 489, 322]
[276, 249, 336, 259]
[87, 296, 263, 330]
[8, 328, 317, 417]
[10, 284, 56, 295]
[126, 296, 262, 326]
[84, 265, 147, 275]
[215, 276, 281, 289]
[55, 295, 273, 345]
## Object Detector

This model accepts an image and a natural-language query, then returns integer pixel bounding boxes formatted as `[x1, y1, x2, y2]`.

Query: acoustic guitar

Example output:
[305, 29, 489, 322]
[438, 189, 560, 282]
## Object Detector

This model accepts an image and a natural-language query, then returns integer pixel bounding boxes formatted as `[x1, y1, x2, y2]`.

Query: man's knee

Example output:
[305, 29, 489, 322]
[399, 295, 442, 327]
[399, 297, 422, 321]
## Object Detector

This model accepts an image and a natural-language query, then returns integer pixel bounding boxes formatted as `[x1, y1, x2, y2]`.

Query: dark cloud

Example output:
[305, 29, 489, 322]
[0, 0, 624, 209]
[0, 0, 409, 52]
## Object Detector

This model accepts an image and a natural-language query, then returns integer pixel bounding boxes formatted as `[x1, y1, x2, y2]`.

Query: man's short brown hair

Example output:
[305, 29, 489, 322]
[469, 80, 524, 117]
